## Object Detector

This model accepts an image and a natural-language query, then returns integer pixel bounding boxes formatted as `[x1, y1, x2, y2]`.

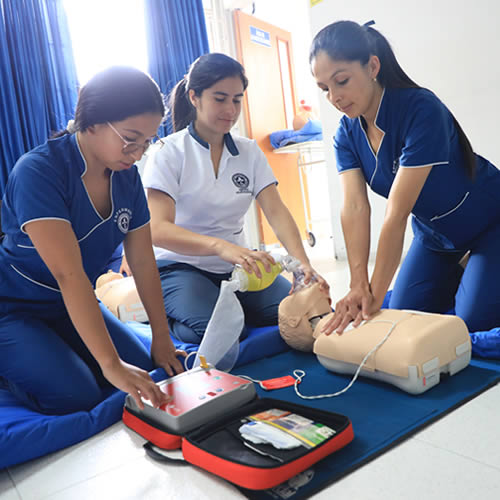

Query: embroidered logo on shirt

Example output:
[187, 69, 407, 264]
[114, 208, 132, 233]
[232, 173, 251, 193]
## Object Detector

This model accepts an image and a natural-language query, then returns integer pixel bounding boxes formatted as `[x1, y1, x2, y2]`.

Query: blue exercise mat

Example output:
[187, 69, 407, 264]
[2, 303, 498, 473]
[232, 350, 500, 500]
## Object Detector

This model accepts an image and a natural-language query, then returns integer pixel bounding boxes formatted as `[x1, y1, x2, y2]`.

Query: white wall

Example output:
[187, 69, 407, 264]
[308, 0, 500, 258]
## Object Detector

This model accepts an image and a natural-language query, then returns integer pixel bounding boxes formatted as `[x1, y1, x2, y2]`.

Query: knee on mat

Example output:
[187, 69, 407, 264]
[3, 376, 104, 415]
[456, 309, 497, 334]
[169, 319, 205, 344]
[388, 293, 453, 315]
[33, 386, 104, 415]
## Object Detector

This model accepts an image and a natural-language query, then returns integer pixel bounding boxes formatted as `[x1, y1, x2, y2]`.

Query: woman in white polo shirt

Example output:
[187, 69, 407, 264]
[142, 53, 326, 344]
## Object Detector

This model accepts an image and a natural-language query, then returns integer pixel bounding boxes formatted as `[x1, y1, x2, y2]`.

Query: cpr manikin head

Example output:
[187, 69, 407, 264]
[278, 283, 332, 352]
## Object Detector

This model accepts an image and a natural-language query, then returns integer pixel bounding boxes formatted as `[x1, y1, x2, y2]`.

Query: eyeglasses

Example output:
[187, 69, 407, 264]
[107, 122, 164, 156]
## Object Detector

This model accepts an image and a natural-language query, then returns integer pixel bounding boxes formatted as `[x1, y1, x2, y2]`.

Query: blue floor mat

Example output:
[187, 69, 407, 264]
[2, 313, 499, 476]
[233, 351, 500, 500]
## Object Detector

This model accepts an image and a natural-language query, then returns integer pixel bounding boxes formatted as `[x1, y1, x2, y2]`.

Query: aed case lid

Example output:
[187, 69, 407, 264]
[124, 366, 257, 434]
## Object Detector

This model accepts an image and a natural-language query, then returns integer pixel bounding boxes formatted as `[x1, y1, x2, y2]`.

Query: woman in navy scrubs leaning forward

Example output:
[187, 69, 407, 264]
[312, 21, 500, 336]
[0, 67, 184, 415]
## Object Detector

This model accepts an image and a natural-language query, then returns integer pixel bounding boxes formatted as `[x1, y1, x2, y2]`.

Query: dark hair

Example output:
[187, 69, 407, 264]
[170, 53, 248, 132]
[53, 66, 165, 137]
[310, 20, 476, 178]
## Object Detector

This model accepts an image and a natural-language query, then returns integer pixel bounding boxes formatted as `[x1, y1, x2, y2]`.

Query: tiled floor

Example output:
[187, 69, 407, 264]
[1, 239, 499, 500]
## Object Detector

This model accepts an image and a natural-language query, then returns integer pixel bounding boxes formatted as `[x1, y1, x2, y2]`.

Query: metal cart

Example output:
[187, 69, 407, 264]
[273, 140, 325, 247]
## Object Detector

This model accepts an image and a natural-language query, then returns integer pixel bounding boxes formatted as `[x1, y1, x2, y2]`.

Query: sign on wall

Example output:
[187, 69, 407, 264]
[249, 26, 271, 47]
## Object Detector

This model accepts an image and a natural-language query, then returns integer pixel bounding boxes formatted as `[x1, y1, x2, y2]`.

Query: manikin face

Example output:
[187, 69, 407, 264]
[278, 283, 332, 352]
[85, 112, 163, 172]
[189, 76, 244, 140]
[311, 51, 380, 120]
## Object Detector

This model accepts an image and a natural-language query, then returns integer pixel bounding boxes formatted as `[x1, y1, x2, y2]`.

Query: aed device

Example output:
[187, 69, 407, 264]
[123, 356, 354, 491]
[124, 360, 257, 434]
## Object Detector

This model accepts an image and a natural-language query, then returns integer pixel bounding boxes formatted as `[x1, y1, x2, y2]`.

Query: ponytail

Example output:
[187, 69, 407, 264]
[51, 129, 70, 139]
[363, 24, 418, 89]
[452, 117, 476, 179]
[51, 120, 77, 139]
[170, 77, 196, 132]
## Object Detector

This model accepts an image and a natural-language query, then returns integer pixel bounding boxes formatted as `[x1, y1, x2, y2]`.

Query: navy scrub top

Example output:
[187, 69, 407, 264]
[0, 134, 149, 307]
[334, 87, 500, 252]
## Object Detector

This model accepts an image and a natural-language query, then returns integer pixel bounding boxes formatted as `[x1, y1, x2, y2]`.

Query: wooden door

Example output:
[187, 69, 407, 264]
[234, 10, 310, 246]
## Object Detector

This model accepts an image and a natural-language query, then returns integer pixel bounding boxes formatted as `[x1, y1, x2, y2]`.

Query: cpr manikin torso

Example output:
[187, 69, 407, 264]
[278, 285, 471, 394]
[95, 271, 147, 323]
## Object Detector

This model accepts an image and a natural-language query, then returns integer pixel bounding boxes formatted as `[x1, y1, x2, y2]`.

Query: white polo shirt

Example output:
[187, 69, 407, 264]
[142, 124, 277, 273]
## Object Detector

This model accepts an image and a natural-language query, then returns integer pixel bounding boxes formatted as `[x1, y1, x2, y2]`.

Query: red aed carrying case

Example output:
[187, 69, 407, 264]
[123, 395, 354, 491]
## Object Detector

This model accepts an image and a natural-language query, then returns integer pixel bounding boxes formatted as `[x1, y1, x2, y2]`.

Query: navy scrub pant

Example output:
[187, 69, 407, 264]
[0, 303, 153, 415]
[389, 223, 500, 332]
[158, 260, 291, 344]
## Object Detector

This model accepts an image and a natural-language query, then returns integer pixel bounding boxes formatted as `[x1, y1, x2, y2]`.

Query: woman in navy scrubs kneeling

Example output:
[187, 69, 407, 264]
[0, 67, 184, 415]
[311, 21, 500, 337]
